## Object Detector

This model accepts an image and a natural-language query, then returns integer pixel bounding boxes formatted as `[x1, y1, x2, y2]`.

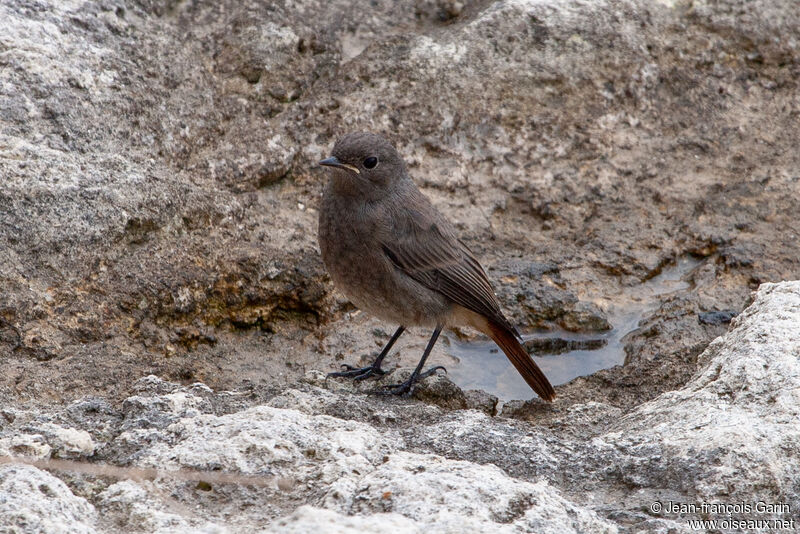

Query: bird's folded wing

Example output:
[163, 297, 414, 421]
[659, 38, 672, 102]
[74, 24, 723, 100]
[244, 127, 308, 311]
[381, 215, 509, 330]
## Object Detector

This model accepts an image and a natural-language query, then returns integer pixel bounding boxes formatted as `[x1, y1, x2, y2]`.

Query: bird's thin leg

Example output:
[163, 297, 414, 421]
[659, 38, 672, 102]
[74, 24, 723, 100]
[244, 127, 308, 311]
[381, 325, 446, 397]
[328, 326, 406, 381]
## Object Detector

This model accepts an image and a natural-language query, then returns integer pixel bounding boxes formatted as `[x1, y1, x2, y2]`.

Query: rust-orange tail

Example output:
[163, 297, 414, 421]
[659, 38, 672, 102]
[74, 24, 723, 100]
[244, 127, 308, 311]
[486, 321, 556, 402]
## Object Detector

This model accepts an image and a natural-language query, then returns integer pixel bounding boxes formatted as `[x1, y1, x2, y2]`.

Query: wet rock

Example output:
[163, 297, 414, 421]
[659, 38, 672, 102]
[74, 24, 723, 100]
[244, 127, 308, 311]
[490, 259, 610, 331]
[414, 0, 468, 24]
[557, 301, 612, 332]
[463, 389, 500, 416]
[697, 309, 738, 325]
[322, 364, 464, 407]
[524, 336, 607, 356]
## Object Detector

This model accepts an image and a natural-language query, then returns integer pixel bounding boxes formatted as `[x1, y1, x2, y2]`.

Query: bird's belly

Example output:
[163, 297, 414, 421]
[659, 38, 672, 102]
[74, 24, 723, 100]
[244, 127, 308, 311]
[323, 245, 451, 327]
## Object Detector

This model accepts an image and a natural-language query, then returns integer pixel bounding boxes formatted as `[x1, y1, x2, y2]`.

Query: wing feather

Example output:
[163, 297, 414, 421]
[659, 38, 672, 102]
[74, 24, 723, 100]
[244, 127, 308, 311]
[381, 214, 512, 332]
[378, 197, 553, 400]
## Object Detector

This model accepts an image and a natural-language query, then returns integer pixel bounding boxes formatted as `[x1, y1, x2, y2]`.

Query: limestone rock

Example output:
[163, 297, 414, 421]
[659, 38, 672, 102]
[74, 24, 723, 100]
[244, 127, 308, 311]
[0, 464, 98, 534]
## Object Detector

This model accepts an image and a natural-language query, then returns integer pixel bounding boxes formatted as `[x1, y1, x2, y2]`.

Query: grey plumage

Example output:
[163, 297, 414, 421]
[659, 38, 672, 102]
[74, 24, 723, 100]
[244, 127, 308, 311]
[318, 132, 555, 401]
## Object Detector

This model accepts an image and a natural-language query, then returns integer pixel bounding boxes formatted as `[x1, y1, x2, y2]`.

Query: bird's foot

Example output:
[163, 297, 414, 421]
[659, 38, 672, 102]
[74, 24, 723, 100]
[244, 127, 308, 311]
[327, 362, 387, 381]
[378, 366, 447, 397]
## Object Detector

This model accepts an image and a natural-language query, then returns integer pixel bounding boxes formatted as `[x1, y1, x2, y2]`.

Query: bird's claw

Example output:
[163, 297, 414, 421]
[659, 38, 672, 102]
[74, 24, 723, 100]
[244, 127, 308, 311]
[418, 365, 446, 379]
[378, 380, 415, 397]
[377, 365, 447, 397]
[327, 363, 387, 381]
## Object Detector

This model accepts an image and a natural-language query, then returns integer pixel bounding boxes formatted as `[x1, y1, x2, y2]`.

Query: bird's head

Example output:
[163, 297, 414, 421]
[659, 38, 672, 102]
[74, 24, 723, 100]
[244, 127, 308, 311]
[319, 132, 407, 199]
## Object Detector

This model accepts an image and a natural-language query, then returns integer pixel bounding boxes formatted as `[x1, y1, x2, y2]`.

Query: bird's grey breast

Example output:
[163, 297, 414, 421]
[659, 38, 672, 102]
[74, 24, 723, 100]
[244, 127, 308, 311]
[319, 183, 382, 264]
[319, 184, 388, 302]
[318, 184, 450, 325]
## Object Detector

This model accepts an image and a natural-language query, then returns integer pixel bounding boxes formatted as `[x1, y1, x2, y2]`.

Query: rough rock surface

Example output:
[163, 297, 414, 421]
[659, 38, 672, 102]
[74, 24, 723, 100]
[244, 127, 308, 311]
[595, 282, 800, 516]
[1, 282, 799, 532]
[2, 0, 799, 406]
[1, 0, 799, 532]
[0, 464, 98, 534]
[267, 506, 420, 534]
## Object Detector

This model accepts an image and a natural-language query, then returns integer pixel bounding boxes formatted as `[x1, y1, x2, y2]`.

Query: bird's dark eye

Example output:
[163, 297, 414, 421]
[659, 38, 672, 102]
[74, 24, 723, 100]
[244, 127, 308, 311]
[363, 156, 378, 169]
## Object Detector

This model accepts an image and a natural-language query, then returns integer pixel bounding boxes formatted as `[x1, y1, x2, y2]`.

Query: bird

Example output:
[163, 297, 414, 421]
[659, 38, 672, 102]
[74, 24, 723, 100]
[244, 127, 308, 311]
[317, 132, 555, 401]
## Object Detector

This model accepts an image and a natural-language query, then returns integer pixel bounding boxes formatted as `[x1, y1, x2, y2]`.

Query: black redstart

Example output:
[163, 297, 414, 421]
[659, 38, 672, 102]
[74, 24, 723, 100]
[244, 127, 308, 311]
[318, 132, 555, 401]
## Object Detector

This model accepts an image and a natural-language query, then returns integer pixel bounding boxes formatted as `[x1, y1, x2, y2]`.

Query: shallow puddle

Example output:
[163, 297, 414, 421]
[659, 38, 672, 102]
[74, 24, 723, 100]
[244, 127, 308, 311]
[445, 257, 701, 401]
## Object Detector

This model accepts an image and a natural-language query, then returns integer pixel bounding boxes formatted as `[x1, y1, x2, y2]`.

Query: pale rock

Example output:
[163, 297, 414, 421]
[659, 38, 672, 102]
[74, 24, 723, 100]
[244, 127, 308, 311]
[596, 281, 800, 514]
[324, 451, 617, 534]
[266, 505, 420, 534]
[97, 480, 228, 534]
[128, 405, 398, 482]
[0, 464, 98, 534]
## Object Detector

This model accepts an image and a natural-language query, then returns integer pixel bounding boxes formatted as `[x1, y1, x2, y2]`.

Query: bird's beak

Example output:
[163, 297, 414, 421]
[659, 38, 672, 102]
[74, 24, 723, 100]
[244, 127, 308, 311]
[319, 156, 360, 174]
